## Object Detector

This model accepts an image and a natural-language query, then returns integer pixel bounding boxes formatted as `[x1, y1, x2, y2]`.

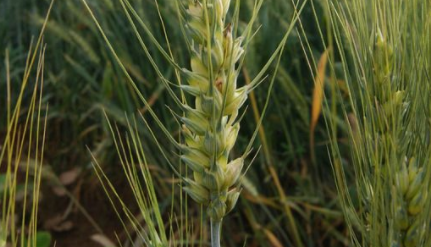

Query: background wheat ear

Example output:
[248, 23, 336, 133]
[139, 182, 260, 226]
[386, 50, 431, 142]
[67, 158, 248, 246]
[317, 0, 431, 246]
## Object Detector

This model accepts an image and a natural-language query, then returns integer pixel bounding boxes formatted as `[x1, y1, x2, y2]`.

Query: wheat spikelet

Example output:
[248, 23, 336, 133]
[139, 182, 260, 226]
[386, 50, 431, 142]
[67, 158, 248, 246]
[393, 157, 428, 247]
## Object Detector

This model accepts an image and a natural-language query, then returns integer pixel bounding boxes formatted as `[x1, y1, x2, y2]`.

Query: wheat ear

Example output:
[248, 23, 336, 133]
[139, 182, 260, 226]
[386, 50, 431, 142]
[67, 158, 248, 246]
[178, 0, 250, 245]
[181, 0, 243, 223]
[361, 32, 429, 247]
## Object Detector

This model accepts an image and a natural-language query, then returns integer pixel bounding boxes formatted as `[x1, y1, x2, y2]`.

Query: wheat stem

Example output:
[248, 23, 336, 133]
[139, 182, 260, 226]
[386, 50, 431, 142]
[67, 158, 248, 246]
[210, 219, 222, 247]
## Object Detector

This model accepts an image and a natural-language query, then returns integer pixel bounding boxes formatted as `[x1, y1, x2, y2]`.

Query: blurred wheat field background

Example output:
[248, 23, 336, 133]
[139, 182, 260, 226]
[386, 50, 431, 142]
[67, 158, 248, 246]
[1, 0, 430, 247]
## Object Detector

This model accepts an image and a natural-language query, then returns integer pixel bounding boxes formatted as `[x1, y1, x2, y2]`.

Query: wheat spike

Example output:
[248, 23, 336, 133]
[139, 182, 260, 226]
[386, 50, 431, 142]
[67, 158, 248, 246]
[180, 0, 247, 222]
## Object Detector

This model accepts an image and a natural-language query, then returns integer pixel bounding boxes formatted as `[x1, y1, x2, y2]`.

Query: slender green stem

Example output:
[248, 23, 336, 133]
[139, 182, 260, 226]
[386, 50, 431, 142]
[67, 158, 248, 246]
[210, 219, 222, 247]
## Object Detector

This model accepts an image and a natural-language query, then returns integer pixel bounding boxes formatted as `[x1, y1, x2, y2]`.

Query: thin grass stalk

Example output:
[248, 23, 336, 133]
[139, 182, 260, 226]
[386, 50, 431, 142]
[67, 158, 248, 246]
[0, 2, 53, 246]
[1, 45, 48, 247]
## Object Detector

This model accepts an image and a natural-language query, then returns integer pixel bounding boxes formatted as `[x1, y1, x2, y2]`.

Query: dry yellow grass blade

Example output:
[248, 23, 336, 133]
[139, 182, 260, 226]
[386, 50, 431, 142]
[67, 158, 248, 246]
[242, 191, 281, 209]
[310, 48, 330, 150]
[244, 67, 304, 247]
[262, 228, 285, 247]
[244, 208, 285, 247]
